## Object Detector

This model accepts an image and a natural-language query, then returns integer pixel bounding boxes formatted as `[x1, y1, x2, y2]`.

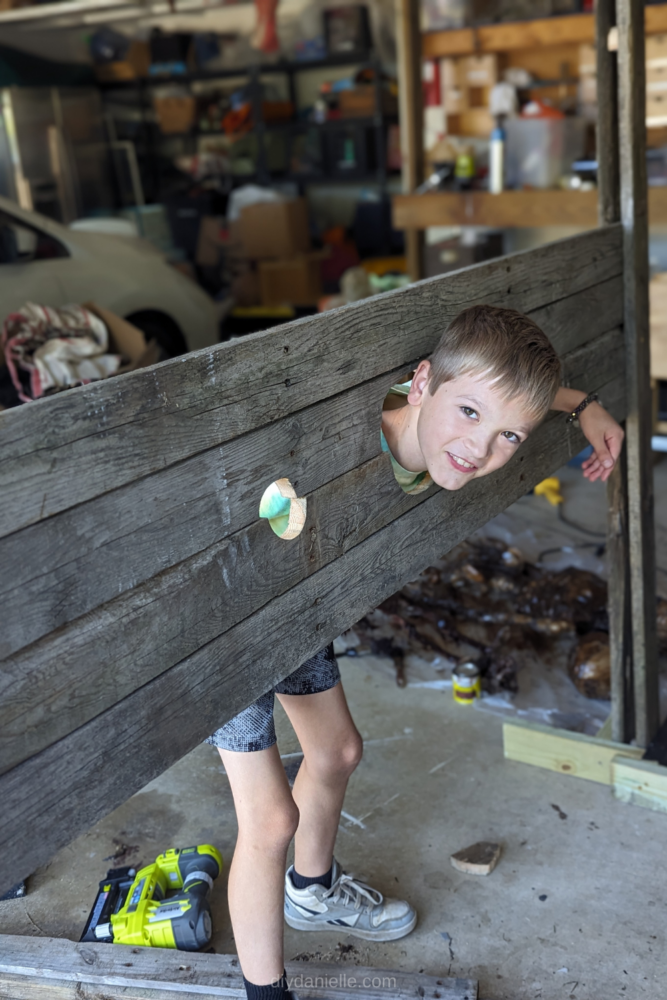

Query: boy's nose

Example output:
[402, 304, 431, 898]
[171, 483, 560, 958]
[464, 433, 492, 461]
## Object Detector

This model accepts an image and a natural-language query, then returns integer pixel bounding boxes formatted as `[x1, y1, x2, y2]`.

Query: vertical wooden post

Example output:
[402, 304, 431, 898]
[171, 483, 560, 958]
[396, 0, 424, 281]
[617, 0, 660, 747]
[596, 0, 634, 742]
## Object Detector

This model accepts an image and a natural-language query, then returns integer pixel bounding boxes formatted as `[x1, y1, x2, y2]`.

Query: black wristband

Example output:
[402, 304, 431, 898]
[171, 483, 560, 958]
[566, 392, 599, 424]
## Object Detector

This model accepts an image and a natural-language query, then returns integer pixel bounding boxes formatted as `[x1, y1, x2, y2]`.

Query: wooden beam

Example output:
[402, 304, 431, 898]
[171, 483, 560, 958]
[423, 13, 595, 58]
[0, 266, 623, 664]
[617, 0, 660, 747]
[503, 719, 643, 785]
[596, 0, 633, 744]
[392, 187, 667, 230]
[423, 5, 667, 59]
[0, 936, 477, 1000]
[393, 190, 599, 230]
[0, 324, 626, 776]
[612, 756, 667, 813]
[396, 0, 424, 280]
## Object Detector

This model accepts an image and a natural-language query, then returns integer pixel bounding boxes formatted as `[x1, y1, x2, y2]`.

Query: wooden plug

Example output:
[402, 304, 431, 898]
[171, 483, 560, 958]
[450, 841, 501, 876]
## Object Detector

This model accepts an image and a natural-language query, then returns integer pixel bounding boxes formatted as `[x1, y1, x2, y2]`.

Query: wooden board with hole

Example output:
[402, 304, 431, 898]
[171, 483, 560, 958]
[0, 225, 630, 891]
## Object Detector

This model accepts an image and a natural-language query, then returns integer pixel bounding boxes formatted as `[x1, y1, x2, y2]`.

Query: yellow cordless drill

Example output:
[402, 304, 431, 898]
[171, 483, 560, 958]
[81, 845, 222, 951]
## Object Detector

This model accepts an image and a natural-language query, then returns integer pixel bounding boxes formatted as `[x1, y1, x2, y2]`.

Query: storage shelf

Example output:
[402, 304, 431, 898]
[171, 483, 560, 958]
[422, 4, 667, 59]
[98, 51, 375, 90]
[392, 187, 667, 229]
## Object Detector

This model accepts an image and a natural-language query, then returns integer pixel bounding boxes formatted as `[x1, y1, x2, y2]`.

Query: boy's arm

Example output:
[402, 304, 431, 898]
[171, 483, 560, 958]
[551, 387, 624, 483]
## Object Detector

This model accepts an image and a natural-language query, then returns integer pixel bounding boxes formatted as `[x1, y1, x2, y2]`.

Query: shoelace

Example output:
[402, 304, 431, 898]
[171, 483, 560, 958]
[322, 871, 384, 912]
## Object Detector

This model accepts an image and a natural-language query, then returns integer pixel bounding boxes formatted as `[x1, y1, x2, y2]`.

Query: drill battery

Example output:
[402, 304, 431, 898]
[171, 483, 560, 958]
[81, 845, 223, 951]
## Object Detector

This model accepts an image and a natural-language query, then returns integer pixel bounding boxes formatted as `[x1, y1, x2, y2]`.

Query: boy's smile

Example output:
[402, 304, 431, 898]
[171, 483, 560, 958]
[382, 361, 540, 491]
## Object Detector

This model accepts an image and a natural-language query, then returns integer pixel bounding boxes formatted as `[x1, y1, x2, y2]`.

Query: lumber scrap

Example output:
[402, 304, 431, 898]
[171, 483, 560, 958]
[612, 756, 667, 813]
[0, 936, 478, 1000]
[503, 720, 643, 784]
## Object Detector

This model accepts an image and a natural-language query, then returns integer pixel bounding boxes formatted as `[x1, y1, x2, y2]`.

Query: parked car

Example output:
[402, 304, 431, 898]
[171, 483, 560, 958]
[0, 195, 219, 356]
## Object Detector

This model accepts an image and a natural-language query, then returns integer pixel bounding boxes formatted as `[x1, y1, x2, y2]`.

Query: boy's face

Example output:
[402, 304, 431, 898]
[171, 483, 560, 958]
[407, 360, 540, 491]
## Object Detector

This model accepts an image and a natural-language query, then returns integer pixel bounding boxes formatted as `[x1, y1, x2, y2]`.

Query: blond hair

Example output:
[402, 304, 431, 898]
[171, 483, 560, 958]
[428, 304, 561, 420]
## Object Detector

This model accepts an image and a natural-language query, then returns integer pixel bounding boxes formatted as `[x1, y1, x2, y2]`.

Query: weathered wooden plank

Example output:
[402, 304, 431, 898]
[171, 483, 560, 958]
[0, 226, 622, 539]
[612, 756, 667, 813]
[0, 327, 627, 775]
[0, 977, 183, 1000]
[503, 720, 642, 785]
[0, 363, 626, 890]
[607, 445, 635, 742]
[0, 937, 477, 1000]
[0, 371, 392, 661]
[0, 278, 624, 660]
[617, 0, 660, 746]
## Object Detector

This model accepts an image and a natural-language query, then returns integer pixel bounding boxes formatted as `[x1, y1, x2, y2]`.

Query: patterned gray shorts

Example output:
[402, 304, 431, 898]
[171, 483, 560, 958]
[205, 644, 340, 753]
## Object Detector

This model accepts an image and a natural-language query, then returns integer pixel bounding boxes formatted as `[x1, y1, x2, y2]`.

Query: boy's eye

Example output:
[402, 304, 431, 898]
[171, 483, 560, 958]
[461, 406, 478, 419]
[502, 431, 521, 444]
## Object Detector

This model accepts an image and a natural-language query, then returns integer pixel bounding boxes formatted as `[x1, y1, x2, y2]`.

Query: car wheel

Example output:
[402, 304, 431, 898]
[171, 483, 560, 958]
[125, 311, 188, 359]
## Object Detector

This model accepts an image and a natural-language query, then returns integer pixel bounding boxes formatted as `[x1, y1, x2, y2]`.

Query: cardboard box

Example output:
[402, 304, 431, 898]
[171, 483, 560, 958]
[646, 33, 667, 63]
[338, 87, 398, 118]
[238, 198, 311, 260]
[647, 63, 667, 88]
[579, 43, 596, 76]
[259, 253, 325, 307]
[153, 96, 196, 135]
[446, 108, 494, 137]
[650, 273, 667, 380]
[461, 54, 497, 88]
[647, 90, 667, 126]
[83, 302, 160, 372]
[94, 41, 150, 82]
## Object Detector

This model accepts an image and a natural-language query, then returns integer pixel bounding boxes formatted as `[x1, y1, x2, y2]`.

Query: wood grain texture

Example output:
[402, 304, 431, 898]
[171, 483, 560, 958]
[0, 937, 477, 1000]
[617, 0, 660, 746]
[0, 327, 626, 775]
[0, 360, 626, 889]
[612, 756, 667, 813]
[607, 445, 635, 743]
[0, 276, 623, 661]
[0, 226, 622, 540]
[503, 720, 642, 785]
[392, 188, 667, 230]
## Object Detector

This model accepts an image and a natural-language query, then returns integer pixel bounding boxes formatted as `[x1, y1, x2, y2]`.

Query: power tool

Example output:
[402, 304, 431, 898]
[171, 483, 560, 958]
[81, 845, 223, 951]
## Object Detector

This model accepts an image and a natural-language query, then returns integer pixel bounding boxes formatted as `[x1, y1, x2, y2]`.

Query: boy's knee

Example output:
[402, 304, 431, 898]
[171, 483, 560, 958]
[312, 729, 363, 780]
[340, 730, 363, 774]
[242, 797, 300, 855]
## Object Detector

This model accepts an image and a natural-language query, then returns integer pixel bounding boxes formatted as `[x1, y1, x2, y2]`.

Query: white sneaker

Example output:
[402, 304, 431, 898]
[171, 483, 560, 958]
[284, 859, 417, 942]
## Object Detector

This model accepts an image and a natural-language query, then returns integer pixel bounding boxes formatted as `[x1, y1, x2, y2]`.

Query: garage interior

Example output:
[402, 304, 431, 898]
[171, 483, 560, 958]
[1, 3, 667, 1000]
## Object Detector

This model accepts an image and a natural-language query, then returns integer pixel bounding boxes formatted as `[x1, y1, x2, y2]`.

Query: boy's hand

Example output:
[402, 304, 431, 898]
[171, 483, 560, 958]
[578, 402, 624, 482]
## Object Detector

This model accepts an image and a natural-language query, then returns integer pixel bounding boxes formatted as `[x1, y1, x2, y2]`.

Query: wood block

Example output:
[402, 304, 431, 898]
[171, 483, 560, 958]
[503, 719, 643, 785]
[450, 841, 501, 876]
[612, 756, 667, 814]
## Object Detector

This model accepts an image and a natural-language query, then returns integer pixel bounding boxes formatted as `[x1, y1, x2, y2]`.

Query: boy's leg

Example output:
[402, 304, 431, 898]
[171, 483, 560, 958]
[219, 743, 299, 987]
[276, 682, 362, 879]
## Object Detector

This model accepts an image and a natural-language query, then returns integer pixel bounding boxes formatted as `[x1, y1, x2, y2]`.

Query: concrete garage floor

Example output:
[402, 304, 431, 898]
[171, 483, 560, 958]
[3, 460, 667, 1000]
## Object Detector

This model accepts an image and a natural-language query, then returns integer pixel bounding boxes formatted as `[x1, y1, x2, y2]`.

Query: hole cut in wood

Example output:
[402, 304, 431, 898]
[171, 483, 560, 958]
[259, 478, 307, 540]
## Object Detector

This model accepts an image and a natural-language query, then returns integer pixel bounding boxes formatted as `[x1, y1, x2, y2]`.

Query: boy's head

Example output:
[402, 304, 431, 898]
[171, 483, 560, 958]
[406, 304, 561, 490]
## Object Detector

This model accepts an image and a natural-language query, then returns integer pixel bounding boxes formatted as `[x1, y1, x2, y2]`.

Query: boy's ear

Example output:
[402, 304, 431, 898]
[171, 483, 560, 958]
[407, 360, 431, 405]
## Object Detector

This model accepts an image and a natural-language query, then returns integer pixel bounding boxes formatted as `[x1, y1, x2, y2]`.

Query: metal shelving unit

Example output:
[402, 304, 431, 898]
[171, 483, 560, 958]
[100, 52, 399, 202]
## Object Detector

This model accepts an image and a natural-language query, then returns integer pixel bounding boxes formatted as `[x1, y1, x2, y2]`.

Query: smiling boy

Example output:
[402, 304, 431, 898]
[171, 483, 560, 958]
[208, 304, 623, 1000]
